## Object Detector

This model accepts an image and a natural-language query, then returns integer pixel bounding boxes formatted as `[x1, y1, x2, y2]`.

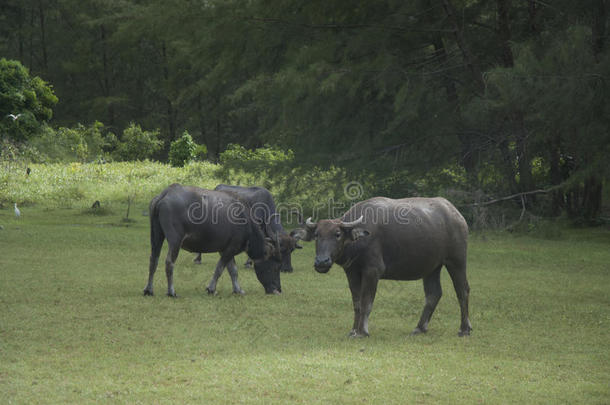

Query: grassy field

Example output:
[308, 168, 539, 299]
[0, 205, 609, 404]
[0, 161, 220, 208]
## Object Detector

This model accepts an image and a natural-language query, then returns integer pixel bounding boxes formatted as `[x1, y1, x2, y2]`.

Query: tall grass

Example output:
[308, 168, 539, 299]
[0, 160, 362, 220]
[0, 161, 220, 208]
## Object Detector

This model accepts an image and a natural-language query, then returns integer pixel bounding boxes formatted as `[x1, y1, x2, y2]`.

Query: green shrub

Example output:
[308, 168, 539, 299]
[29, 121, 116, 163]
[169, 131, 200, 167]
[0, 58, 58, 142]
[219, 144, 294, 171]
[194, 144, 208, 161]
[114, 123, 162, 161]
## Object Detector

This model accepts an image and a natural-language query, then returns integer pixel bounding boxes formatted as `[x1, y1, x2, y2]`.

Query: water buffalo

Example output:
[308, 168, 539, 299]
[193, 185, 302, 272]
[143, 183, 283, 297]
[293, 197, 471, 338]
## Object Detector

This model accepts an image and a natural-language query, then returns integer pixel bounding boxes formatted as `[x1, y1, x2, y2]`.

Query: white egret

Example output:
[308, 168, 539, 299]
[14, 203, 20, 218]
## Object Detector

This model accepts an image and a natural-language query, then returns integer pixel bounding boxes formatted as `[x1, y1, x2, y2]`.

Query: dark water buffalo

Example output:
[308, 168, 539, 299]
[293, 197, 471, 338]
[194, 185, 302, 272]
[143, 183, 283, 297]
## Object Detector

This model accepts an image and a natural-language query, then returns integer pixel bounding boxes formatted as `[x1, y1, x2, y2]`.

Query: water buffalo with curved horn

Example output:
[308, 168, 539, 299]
[144, 183, 283, 297]
[293, 197, 471, 337]
[193, 184, 302, 272]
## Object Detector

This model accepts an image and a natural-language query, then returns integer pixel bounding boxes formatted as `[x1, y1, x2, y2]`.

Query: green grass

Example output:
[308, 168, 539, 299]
[0, 206, 609, 404]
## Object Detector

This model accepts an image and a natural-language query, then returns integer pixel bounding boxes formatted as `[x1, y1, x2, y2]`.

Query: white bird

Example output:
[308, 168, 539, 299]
[6, 114, 22, 120]
[14, 203, 20, 218]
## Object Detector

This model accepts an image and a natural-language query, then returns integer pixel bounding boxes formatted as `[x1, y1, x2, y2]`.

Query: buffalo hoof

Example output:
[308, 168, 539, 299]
[411, 327, 427, 336]
[143, 289, 154, 296]
[233, 289, 246, 296]
[458, 329, 472, 337]
[206, 287, 217, 296]
[166, 292, 177, 298]
[348, 330, 369, 338]
[193, 259, 202, 265]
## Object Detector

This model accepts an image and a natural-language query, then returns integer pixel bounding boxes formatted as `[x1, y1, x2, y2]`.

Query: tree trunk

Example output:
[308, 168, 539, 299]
[196, 92, 210, 159]
[38, 0, 48, 72]
[516, 133, 532, 191]
[161, 42, 176, 144]
[581, 0, 607, 218]
[527, 0, 539, 34]
[498, 139, 518, 194]
[441, 0, 485, 94]
[583, 176, 602, 220]
[100, 24, 115, 127]
[549, 135, 563, 216]
[439, 1, 484, 179]
[215, 118, 222, 162]
[497, 0, 514, 68]
[29, 6, 35, 71]
[592, 0, 607, 60]
[17, 4, 25, 62]
[431, 35, 478, 179]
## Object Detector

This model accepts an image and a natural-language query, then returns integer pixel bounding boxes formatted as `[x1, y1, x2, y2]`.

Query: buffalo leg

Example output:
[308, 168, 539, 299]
[143, 225, 165, 296]
[346, 270, 362, 337]
[412, 266, 443, 335]
[165, 244, 180, 297]
[206, 257, 228, 295]
[227, 258, 245, 295]
[353, 272, 379, 338]
[194, 253, 202, 264]
[447, 261, 472, 336]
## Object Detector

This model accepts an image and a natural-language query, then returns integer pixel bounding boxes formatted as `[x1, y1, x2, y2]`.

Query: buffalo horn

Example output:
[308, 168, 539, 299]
[339, 215, 364, 228]
[305, 217, 316, 229]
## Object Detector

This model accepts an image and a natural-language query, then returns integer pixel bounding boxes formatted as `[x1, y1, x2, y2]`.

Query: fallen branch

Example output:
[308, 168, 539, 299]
[470, 186, 559, 207]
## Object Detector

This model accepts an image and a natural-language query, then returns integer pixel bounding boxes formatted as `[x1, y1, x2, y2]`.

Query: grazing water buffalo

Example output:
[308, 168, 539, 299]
[293, 197, 471, 337]
[194, 185, 302, 272]
[143, 184, 283, 297]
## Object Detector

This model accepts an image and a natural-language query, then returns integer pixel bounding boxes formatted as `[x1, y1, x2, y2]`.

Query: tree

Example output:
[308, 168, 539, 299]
[169, 131, 201, 167]
[0, 1, 607, 219]
[115, 123, 162, 161]
[0, 58, 57, 141]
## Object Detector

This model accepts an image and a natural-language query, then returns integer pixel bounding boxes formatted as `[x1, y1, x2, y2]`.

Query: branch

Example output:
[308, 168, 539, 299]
[470, 186, 560, 207]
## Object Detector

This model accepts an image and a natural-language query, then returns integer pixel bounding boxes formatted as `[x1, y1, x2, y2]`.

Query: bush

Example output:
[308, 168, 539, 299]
[194, 144, 208, 161]
[219, 144, 294, 171]
[169, 131, 202, 167]
[29, 121, 116, 163]
[114, 123, 162, 161]
[0, 58, 58, 142]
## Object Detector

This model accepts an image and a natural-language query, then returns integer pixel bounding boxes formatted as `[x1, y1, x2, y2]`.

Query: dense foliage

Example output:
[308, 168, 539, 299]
[0, 1, 608, 220]
[0, 58, 57, 141]
[114, 123, 162, 162]
[169, 131, 203, 167]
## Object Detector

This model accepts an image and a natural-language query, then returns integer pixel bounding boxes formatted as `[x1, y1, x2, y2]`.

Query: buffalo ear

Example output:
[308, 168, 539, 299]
[350, 227, 370, 241]
[290, 227, 313, 242]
